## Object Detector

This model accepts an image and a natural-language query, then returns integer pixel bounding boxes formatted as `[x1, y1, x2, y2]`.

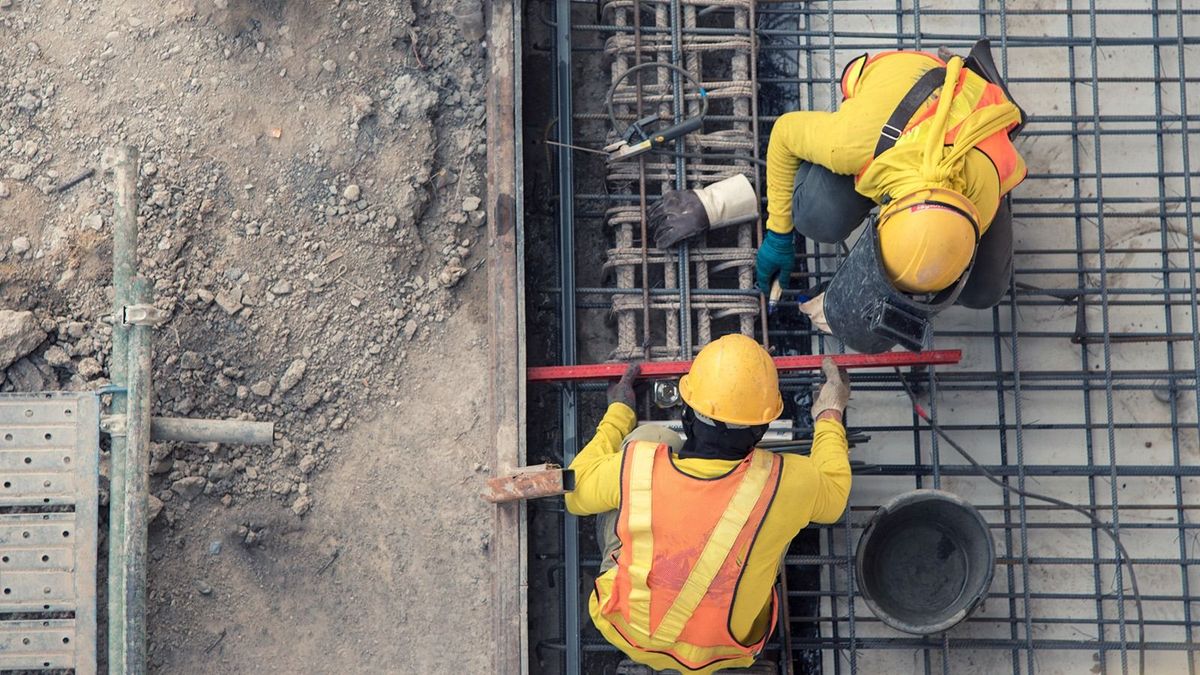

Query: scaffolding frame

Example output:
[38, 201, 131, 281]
[528, 1, 1200, 673]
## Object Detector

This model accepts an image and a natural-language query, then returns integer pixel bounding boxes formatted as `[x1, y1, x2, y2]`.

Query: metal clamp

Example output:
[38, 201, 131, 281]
[100, 413, 127, 436]
[652, 381, 681, 409]
[122, 304, 167, 326]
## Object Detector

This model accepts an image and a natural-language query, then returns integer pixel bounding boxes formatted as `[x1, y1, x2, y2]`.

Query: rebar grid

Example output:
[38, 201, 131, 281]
[600, 0, 765, 361]
[540, 1, 1200, 674]
[756, 2, 1200, 674]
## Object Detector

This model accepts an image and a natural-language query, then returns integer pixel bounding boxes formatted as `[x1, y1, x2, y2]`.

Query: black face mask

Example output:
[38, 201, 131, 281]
[679, 406, 769, 461]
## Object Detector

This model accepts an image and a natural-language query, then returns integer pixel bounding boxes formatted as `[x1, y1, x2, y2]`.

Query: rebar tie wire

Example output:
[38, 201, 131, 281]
[895, 368, 1147, 675]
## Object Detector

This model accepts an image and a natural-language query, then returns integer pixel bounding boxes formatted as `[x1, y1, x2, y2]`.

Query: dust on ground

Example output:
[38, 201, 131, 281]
[0, 0, 493, 671]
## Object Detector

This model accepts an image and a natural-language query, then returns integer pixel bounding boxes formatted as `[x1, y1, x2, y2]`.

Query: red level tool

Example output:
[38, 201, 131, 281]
[527, 349, 961, 383]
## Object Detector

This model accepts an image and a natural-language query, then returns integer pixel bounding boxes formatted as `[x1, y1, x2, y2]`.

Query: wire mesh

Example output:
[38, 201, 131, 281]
[757, 3, 1200, 673]
[533, 1, 1200, 673]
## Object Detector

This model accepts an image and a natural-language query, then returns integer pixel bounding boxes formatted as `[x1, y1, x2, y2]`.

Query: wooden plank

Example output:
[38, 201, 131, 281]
[484, 465, 574, 504]
[485, 0, 527, 672]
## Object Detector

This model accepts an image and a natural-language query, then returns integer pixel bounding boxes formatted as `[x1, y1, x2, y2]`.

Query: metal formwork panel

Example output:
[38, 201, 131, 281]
[0, 620, 81, 672]
[0, 393, 99, 675]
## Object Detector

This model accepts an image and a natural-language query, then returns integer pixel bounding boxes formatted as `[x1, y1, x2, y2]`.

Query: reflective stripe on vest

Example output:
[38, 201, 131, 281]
[843, 52, 1025, 196]
[625, 444, 656, 636]
[602, 440, 782, 670]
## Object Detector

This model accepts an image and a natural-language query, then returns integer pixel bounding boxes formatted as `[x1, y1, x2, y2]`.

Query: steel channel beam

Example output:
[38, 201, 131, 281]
[484, 0, 527, 671]
[1083, 3, 1132, 667]
[668, 0, 691, 358]
[554, 1, 581, 672]
[1171, 0, 1200, 670]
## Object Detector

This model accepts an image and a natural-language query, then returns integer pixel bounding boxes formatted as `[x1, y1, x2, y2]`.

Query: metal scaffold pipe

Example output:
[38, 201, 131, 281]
[117, 276, 154, 674]
[149, 417, 275, 445]
[103, 144, 273, 674]
[107, 144, 140, 675]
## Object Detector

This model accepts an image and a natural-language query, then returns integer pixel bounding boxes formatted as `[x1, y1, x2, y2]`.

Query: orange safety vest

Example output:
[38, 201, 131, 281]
[598, 440, 783, 672]
[841, 51, 1026, 198]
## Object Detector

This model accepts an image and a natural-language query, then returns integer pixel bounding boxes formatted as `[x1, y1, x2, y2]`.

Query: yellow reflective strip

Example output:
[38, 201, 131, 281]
[651, 451, 775, 644]
[606, 613, 750, 669]
[625, 442, 656, 637]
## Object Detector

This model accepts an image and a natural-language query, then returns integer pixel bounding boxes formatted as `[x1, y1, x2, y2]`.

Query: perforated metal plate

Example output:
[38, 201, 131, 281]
[0, 393, 98, 674]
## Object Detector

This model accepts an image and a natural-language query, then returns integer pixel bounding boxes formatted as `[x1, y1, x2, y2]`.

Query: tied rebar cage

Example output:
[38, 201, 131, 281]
[598, 0, 766, 360]
[529, 1, 1200, 673]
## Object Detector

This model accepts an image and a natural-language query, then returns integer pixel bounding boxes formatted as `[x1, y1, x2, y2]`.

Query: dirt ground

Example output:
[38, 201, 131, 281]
[0, 0, 493, 672]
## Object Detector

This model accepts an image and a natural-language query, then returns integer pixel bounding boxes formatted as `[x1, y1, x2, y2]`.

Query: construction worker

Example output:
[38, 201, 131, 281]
[653, 41, 1026, 353]
[565, 334, 852, 674]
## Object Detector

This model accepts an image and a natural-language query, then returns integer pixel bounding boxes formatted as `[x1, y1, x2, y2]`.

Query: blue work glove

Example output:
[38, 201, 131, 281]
[756, 230, 795, 294]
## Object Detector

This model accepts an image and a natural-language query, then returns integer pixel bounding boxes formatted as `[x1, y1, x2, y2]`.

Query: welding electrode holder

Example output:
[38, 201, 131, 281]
[603, 62, 709, 163]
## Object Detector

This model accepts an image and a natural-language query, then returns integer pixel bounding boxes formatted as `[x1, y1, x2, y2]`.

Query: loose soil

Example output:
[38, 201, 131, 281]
[0, 0, 493, 672]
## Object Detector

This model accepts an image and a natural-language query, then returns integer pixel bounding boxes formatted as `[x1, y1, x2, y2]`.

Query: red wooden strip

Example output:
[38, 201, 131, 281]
[527, 350, 962, 383]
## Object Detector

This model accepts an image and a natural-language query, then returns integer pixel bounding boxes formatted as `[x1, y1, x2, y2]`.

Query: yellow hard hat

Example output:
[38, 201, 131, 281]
[679, 334, 783, 426]
[877, 188, 980, 294]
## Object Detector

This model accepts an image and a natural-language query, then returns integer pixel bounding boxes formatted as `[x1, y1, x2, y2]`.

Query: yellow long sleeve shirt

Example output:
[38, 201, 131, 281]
[765, 52, 1011, 236]
[566, 403, 851, 674]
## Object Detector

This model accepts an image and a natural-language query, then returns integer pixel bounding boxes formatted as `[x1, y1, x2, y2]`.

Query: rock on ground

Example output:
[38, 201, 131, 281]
[171, 476, 208, 501]
[277, 359, 307, 394]
[0, 310, 46, 371]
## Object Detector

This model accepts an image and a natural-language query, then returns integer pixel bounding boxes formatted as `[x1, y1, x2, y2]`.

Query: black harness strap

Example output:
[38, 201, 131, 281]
[872, 66, 947, 159]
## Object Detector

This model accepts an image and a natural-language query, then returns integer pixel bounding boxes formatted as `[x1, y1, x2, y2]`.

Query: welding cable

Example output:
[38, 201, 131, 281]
[605, 61, 710, 135]
[895, 369, 1146, 675]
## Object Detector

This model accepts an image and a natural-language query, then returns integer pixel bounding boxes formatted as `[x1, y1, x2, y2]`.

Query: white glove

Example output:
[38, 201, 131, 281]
[800, 292, 832, 334]
[693, 174, 758, 229]
[812, 357, 850, 418]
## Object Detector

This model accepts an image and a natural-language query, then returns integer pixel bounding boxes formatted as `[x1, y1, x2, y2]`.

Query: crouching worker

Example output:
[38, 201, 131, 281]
[651, 41, 1027, 353]
[565, 334, 852, 674]
[759, 41, 1027, 352]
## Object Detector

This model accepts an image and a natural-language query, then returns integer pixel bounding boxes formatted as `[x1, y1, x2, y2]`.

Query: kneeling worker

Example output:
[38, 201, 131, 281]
[652, 42, 1026, 353]
[566, 334, 852, 674]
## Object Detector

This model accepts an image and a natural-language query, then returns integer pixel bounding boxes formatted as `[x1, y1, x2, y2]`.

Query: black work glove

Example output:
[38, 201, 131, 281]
[650, 190, 710, 249]
[606, 362, 641, 409]
[651, 175, 759, 249]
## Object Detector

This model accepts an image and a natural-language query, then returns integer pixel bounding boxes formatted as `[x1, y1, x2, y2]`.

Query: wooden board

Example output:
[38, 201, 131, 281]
[484, 0, 528, 672]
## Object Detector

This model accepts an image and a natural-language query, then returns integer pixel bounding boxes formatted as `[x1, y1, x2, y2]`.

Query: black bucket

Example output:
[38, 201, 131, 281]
[855, 489, 995, 635]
